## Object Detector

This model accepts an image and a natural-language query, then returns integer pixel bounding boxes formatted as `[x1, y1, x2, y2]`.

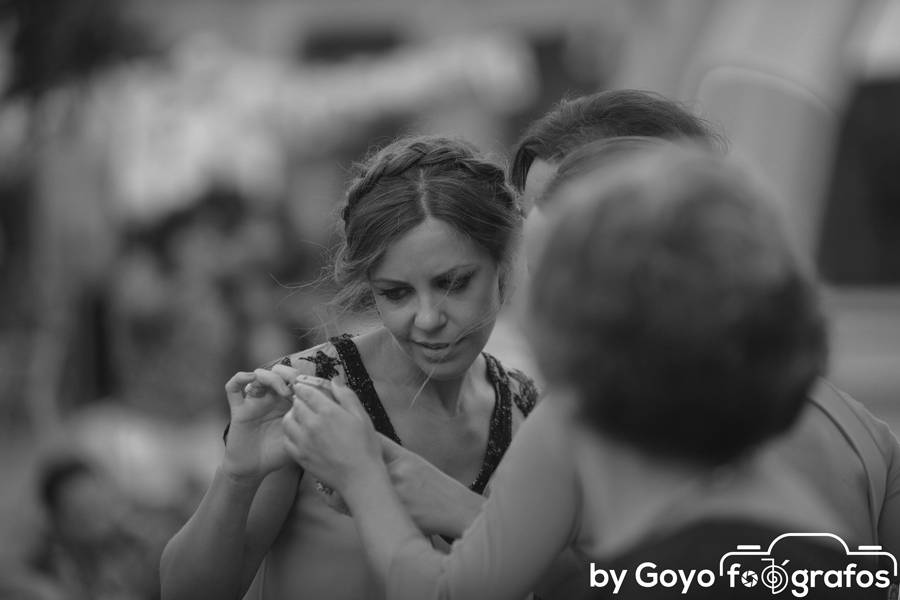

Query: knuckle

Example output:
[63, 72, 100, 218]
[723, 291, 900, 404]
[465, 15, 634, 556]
[393, 461, 411, 479]
[226, 372, 249, 387]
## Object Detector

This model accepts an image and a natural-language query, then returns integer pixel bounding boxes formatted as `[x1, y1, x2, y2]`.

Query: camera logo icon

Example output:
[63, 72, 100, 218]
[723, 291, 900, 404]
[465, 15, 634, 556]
[719, 533, 898, 596]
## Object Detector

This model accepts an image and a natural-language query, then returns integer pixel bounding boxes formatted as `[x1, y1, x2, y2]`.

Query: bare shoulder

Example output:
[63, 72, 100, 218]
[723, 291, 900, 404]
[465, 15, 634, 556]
[268, 337, 345, 380]
[487, 354, 540, 418]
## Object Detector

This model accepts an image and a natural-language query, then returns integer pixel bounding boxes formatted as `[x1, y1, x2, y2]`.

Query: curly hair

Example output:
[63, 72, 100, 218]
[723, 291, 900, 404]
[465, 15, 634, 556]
[528, 143, 827, 466]
[330, 135, 521, 313]
[509, 89, 724, 193]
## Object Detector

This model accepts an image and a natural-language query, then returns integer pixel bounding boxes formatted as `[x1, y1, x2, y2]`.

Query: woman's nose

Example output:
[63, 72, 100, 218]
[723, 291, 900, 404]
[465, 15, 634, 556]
[413, 296, 446, 331]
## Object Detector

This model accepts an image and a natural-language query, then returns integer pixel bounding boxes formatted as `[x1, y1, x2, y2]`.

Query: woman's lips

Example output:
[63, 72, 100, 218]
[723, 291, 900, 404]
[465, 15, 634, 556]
[413, 341, 451, 350]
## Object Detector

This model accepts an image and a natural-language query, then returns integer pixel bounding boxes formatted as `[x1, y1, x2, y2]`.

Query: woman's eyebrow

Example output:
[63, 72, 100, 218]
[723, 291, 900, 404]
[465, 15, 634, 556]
[437, 264, 479, 277]
[369, 278, 408, 286]
[371, 264, 480, 285]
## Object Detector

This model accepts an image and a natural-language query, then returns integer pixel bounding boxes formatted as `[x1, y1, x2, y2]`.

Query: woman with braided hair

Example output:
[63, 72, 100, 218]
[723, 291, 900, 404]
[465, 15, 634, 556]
[159, 135, 539, 600]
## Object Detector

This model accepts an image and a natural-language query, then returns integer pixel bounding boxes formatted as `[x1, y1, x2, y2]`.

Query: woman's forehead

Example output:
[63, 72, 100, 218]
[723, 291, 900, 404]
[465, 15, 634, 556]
[370, 218, 491, 280]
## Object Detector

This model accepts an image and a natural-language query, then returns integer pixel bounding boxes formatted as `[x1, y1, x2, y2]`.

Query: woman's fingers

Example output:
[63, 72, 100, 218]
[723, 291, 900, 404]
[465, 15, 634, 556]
[225, 362, 304, 406]
[286, 395, 318, 428]
[225, 365, 297, 415]
[253, 368, 291, 397]
[270, 363, 300, 384]
[293, 380, 340, 415]
[330, 380, 369, 420]
[225, 371, 258, 405]
[282, 397, 319, 459]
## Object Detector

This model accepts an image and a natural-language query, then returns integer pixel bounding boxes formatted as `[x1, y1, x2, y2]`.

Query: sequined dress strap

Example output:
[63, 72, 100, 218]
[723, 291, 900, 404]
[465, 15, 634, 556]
[329, 334, 402, 445]
[310, 338, 529, 496]
[469, 352, 515, 494]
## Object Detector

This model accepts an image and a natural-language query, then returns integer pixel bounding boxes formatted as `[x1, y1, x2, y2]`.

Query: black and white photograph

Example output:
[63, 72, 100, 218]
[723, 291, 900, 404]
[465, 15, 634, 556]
[1, 0, 899, 598]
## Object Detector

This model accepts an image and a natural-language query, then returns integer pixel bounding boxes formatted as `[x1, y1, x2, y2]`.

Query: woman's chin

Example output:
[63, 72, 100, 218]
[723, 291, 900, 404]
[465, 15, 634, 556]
[410, 344, 477, 380]
[411, 355, 468, 380]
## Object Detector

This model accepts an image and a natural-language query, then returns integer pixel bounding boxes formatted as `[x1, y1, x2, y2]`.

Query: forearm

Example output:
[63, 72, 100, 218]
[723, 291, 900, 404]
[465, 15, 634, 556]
[385, 401, 582, 600]
[343, 467, 432, 588]
[430, 483, 486, 539]
[159, 466, 262, 600]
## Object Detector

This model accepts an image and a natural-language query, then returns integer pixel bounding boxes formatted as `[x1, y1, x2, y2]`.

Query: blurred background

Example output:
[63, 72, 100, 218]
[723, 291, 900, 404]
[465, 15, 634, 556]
[0, 0, 898, 598]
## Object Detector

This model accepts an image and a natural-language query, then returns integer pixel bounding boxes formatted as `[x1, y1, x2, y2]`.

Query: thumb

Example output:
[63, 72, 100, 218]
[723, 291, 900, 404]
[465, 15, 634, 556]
[330, 379, 368, 420]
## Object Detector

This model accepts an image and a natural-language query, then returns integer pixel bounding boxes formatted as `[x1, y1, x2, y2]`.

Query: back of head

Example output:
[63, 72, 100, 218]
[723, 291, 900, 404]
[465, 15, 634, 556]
[332, 135, 520, 313]
[538, 136, 677, 210]
[528, 143, 827, 466]
[510, 89, 723, 192]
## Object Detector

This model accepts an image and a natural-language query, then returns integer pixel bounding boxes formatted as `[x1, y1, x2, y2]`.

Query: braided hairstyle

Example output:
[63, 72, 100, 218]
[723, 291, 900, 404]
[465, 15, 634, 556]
[331, 135, 521, 313]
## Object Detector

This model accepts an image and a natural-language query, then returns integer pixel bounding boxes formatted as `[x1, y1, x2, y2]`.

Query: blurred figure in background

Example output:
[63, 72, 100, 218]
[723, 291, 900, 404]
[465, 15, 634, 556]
[0, 0, 160, 433]
[108, 185, 289, 420]
[0, 2, 294, 587]
[30, 454, 179, 600]
[818, 0, 900, 284]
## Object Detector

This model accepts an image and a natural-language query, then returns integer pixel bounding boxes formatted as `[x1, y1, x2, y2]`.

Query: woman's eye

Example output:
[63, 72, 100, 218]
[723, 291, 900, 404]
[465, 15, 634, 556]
[440, 273, 473, 293]
[377, 288, 410, 302]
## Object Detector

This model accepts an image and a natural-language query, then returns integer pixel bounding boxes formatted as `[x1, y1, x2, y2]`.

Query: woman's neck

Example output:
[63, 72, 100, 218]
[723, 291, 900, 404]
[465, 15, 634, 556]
[366, 327, 479, 417]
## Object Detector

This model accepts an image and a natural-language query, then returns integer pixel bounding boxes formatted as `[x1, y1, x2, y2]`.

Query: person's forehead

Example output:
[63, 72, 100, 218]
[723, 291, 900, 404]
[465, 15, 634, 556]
[371, 218, 490, 279]
[520, 159, 558, 214]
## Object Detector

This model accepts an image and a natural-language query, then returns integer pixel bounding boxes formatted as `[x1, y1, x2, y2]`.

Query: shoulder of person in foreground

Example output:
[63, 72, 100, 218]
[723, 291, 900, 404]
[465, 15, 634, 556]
[809, 379, 900, 457]
[809, 378, 900, 554]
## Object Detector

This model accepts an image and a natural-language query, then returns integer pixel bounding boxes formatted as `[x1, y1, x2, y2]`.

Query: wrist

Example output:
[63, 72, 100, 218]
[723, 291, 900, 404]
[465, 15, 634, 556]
[432, 487, 486, 538]
[219, 462, 265, 489]
[450, 491, 486, 535]
[342, 464, 394, 511]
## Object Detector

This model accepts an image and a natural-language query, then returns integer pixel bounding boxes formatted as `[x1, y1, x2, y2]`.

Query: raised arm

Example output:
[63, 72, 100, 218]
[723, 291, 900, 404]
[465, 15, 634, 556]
[160, 366, 301, 600]
[284, 381, 581, 600]
[379, 435, 485, 538]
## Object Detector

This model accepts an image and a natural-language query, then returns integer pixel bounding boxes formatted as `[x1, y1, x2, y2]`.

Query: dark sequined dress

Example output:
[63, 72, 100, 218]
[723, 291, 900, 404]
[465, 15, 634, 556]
[244, 333, 539, 599]
[295, 333, 538, 494]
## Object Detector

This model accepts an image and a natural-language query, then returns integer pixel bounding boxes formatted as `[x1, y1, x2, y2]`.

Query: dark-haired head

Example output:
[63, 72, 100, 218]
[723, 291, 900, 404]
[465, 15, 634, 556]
[511, 89, 724, 199]
[541, 136, 677, 212]
[528, 143, 827, 467]
[36, 454, 125, 545]
[523, 136, 675, 272]
[331, 135, 521, 314]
